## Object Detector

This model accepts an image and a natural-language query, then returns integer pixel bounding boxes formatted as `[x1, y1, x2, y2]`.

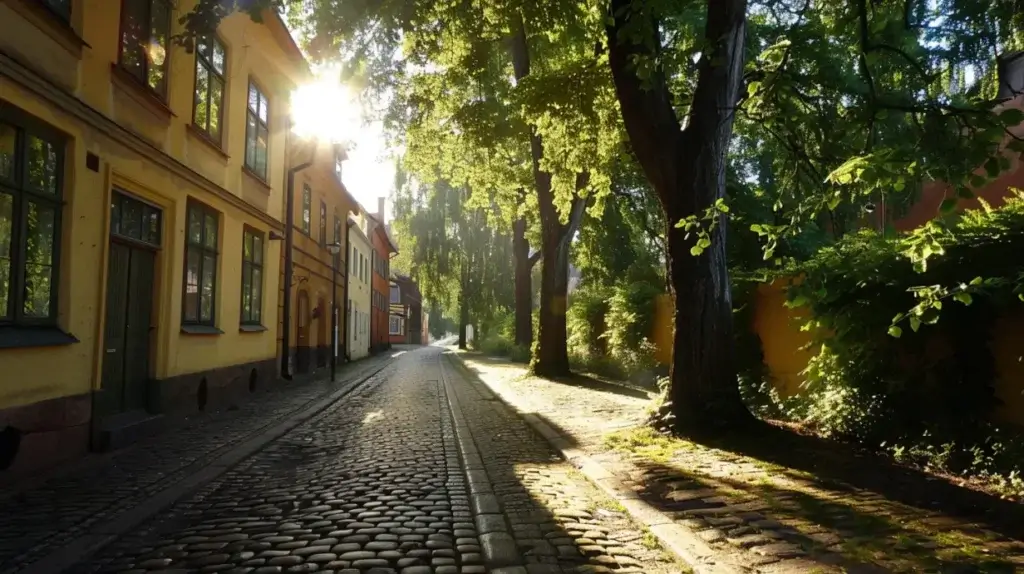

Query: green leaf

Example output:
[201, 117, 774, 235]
[910, 316, 922, 332]
[970, 174, 987, 188]
[894, 180, 905, 192]
[970, 276, 984, 286]
[888, 325, 903, 338]
[999, 108, 1024, 126]
[788, 294, 811, 308]
[940, 198, 958, 213]
[957, 186, 975, 199]
[690, 245, 703, 256]
[985, 157, 1001, 177]
[953, 291, 973, 305]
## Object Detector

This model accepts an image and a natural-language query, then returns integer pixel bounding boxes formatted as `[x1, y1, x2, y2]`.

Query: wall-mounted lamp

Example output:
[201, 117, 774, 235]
[269, 230, 284, 241]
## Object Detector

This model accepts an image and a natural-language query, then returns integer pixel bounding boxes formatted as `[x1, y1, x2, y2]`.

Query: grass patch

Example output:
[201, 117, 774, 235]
[604, 427, 691, 463]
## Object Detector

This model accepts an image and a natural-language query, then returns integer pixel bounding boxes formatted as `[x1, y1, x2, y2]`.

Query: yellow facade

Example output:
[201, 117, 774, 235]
[0, 0, 313, 474]
[281, 141, 358, 376]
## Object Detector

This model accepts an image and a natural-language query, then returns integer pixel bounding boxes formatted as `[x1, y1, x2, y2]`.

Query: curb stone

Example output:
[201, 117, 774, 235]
[437, 355, 526, 572]
[446, 352, 746, 574]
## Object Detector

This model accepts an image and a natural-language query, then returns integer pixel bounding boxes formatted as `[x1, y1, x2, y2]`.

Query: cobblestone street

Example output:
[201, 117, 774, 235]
[3, 346, 681, 574]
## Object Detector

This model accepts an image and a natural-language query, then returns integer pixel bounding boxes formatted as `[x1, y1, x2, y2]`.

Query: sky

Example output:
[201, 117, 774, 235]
[340, 118, 396, 222]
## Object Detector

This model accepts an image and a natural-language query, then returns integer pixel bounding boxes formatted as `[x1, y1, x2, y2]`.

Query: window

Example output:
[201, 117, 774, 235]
[300, 184, 311, 235]
[389, 315, 402, 335]
[360, 255, 366, 282]
[183, 201, 218, 326]
[319, 200, 327, 246]
[390, 284, 400, 304]
[119, 0, 171, 97]
[240, 228, 263, 325]
[244, 80, 269, 179]
[111, 191, 161, 246]
[333, 214, 341, 265]
[335, 151, 343, 181]
[41, 0, 71, 20]
[0, 114, 64, 324]
[193, 35, 226, 143]
[350, 245, 356, 274]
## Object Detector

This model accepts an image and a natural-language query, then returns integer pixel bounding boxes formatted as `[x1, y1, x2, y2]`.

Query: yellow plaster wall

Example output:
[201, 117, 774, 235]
[0, 0, 307, 410]
[751, 281, 819, 398]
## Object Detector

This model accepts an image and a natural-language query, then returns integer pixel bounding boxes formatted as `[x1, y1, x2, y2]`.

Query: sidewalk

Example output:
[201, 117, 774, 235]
[453, 350, 1024, 573]
[0, 353, 394, 573]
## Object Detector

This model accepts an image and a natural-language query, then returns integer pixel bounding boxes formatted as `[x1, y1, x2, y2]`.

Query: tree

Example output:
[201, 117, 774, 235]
[183, 0, 1024, 431]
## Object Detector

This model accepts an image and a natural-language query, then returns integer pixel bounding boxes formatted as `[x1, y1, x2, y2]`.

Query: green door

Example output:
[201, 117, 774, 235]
[102, 242, 155, 413]
[101, 191, 161, 414]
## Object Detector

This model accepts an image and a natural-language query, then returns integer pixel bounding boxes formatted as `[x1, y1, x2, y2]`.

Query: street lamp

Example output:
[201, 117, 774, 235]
[326, 241, 342, 382]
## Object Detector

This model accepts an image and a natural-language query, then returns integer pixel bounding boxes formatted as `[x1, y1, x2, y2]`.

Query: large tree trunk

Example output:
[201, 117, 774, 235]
[512, 216, 536, 348]
[607, 0, 754, 430]
[458, 261, 469, 350]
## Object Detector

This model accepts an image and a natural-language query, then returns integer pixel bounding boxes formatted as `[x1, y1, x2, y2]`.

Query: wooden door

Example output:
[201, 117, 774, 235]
[296, 290, 310, 373]
[101, 244, 154, 413]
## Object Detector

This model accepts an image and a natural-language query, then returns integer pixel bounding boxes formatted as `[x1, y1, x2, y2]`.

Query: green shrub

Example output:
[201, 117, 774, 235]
[765, 195, 1024, 490]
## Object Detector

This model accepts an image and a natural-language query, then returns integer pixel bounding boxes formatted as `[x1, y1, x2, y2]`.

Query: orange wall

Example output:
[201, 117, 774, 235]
[750, 281, 819, 398]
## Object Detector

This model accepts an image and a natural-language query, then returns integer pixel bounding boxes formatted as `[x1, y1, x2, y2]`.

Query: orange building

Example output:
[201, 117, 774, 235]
[368, 198, 397, 353]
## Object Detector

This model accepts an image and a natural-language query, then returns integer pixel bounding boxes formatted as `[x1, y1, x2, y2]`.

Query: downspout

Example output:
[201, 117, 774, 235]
[281, 152, 314, 380]
[343, 219, 354, 362]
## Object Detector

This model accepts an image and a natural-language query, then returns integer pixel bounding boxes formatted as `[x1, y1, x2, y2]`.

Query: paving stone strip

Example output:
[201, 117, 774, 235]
[0, 353, 396, 574]
[439, 353, 683, 574]
[454, 352, 1024, 573]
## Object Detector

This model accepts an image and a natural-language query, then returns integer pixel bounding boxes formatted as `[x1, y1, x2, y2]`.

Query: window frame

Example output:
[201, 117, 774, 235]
[0, 105, 66, 327]
[300, 184, 311, 235]
[181, 199, 220, 327]
[319, 200, 327, 247]
[192, 33, 227, 144]
[117, 0, 172, 98]
[39, 0, 72, 22]
[389, 315, 402, 335]
[244, 78, 270, 180]
[239, 226, 264, 326]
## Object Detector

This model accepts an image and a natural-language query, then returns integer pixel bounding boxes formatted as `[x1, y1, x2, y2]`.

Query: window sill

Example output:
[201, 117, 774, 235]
[239, 324, 267, 333]
[187, 124, 229, 161]
[181, 324, 224, 335]
[242, 166, 271, 192]
[0, 325, 79, 350]
[6, 0, 89, 57]
[110, 64, 175, 123]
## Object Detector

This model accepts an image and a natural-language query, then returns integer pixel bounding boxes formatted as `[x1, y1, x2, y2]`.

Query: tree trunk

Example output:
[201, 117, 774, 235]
[607, 0, 754, 430]
[458, 260, 469, 350]
[513, 217, 535, 348]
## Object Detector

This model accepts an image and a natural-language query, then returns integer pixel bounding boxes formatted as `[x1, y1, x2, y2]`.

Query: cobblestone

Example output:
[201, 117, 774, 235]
[457, 351, 1024, 573]
[0, 356, 395, 572]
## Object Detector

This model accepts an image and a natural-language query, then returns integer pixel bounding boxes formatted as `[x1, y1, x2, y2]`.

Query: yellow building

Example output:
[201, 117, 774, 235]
[279, 140, 358, 377]
[346, 204, 374, 361]
[0, 0, 314, 476]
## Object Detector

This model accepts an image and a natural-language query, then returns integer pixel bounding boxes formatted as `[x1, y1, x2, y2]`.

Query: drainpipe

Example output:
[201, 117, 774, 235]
[343, 219, 354, 362]
[281, 157, 313, 380]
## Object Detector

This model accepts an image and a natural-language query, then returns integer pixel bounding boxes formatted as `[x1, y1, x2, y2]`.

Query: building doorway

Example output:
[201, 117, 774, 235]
[296, 290, 310, 373]
[101, 192, 160, 416]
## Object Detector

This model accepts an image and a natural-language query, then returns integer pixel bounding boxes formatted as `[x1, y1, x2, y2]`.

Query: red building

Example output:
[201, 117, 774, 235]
[388, 275, 424, 345]
[369, 198, 398, 354]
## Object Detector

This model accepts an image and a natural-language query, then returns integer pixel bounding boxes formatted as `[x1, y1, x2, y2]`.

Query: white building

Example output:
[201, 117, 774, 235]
[346, 208, 373, 360]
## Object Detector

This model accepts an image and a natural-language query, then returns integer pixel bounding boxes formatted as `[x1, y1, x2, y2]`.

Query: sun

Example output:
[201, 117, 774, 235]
[290, 67, 359, 144]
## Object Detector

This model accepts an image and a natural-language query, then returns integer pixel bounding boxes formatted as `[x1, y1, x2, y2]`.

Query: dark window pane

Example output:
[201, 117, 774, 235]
[245, 112, 257, 170]
[255, 124, 268, 178]
[209, 77, 223, 140]
[194, 63, 209, 130]
[0, 192, 11, 318]
[43, 0, 71, 19]
[241, 262, 252, 321]
[252, 266, 262, 322]
[26, 135, 58, 195]
[200, 253, 215, 321]
[120, 0, 147, 82]
[187, 206, 202, 245]
[121, 196, 141, 239]
[204, 212, 217, 249]
[147, 207, 160, 244]
[147, 0, 170, 95]
[196, 35, 209, 60]
[212, 40, 225, 75]
[23, 202, 56, 318]
[248, 83, 259, 113]
[184, 247, 200, 322]
[258, 92, 269, 122]
[0, 123, 15, 182]
[253, 234, 262, 264]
